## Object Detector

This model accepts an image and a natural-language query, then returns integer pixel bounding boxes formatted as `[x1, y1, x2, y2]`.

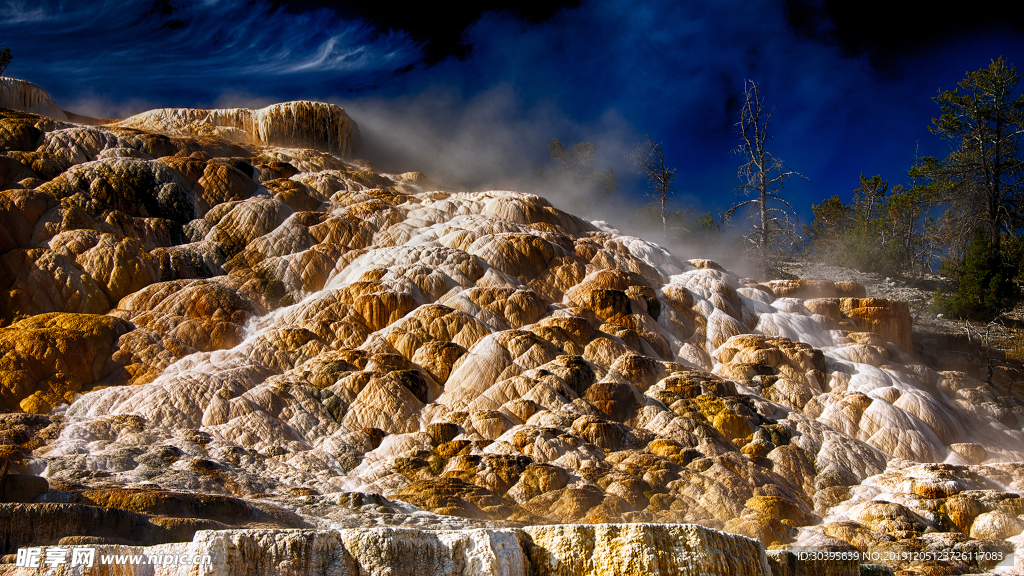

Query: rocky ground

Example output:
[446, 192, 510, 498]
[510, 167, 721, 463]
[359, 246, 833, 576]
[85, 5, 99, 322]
[783, 261, 954, 335]
[787, 260, 1024, 393]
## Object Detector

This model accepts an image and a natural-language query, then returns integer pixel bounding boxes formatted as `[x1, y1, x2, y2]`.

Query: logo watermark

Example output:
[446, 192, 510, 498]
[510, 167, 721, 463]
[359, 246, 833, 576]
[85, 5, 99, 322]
[16, 546, 212, 568]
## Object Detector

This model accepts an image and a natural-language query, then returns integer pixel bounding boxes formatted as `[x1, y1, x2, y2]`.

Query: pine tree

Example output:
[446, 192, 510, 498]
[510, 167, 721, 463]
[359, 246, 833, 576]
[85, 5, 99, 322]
[935, 230, 1020, 321]
[924, 57, 1024, 318]
[926, 57, 1024, 256]
[804, 173, 935, 278]
[0, 45, 11, 76]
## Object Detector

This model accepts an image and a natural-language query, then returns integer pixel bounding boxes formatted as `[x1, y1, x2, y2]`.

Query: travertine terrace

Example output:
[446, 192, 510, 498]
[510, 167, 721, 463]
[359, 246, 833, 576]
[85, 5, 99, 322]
[1, 81, 1023, 575]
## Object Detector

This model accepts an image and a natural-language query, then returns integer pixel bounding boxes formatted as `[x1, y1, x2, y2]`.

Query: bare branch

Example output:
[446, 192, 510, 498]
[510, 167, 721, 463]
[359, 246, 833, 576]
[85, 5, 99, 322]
[630, 135, 678, 242]
[726, 79, 806, 280]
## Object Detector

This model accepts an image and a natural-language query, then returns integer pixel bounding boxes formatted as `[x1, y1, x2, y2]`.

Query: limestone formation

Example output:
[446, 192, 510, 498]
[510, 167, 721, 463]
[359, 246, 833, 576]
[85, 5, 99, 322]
[0, 313, 133, 412]
[113, 101, 358, 158]
[0, 78, 68, 121]
[0, 524, 772, 576]
[2, 96, 1023, 575]
[522, 523, 770, 576]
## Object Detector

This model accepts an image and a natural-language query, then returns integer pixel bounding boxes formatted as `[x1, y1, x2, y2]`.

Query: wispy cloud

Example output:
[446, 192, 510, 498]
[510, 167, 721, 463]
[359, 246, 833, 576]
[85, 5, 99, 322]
[0, 0, 423, 114]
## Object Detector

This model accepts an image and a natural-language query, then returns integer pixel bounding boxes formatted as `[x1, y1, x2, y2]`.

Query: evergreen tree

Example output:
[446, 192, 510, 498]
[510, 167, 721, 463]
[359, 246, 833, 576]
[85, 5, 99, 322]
[935, 230, 1020, 321]
[925, 57, 1024, 257]
[0, 45, 11, 76]
[804, 172, 935, 278]
[922, 57, 1024, 317]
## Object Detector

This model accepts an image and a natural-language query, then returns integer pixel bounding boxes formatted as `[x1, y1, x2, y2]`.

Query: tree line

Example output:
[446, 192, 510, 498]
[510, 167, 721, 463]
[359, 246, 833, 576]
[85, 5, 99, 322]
[805, 57, 1024, 321]
[546, 57, 1024, 322]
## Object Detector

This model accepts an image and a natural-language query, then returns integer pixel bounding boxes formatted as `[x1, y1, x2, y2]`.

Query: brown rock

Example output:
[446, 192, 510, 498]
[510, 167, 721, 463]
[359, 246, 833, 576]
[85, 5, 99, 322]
[834, 281, 867, 298]
[40, 157, 198, 224]
[571, 416, 638, 451]
[6, 150, 71, 181]
[0, 115, 44, 152]
[342, 374, 425, 434]
[392, 477, 511, 520]
[0, 313, 132, 412]
[969, 510, 1024, 539]
[521, 484, 607, 523]
[426, 422, 460, 445]
[253, 159, 299, 180]
[814, 486, 852, 515]
[767, 279, 838, 299]
[839, 298, 913, 353]
[744, 495, 809, 526]
[724, 512, 794, 546]
[0, 248, 113, 319]
[584, 381, 638, 422]
[195, 158, 259, 214]
[48, 230, 158, 303]
[949, 443, 987, 464]
[849, 501, 926, 536]
[506, 463, 570, 503]
[610, 353, 663, 390]
[804, 298, 842, 321]
[77, 489, 259, 525]
[767, 444, 817, 496]
[1, 474, 48, 503]
[821, 520, 888, 552]
[0, 503, 173, 552]
[265, 178, 321, 211]
[0, 189, 55, 254]
[118, 278, 258, 324]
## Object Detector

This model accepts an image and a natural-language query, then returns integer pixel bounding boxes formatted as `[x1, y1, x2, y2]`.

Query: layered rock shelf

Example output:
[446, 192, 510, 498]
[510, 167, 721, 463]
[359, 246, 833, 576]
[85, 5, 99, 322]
[1, 85, 1023, 575]
[113, 101, 358, 158]
[0, 523, 773, 576]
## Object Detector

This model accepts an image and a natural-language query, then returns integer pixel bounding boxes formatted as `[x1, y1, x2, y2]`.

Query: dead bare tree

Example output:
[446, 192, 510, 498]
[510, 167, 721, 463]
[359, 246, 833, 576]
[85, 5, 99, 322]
[725, 80, 806, 280]
[629, 135, 677, 242]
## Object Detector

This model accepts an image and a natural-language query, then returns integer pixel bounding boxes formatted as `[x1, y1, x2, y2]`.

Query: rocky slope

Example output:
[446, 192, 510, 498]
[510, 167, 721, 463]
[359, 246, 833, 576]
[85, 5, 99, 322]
[1, 82, 1023, 575]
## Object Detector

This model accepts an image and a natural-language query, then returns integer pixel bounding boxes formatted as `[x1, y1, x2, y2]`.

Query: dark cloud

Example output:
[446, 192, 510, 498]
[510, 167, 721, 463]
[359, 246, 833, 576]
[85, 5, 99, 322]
[782, 0, 1024, 73]
[272, 0, 582, 65]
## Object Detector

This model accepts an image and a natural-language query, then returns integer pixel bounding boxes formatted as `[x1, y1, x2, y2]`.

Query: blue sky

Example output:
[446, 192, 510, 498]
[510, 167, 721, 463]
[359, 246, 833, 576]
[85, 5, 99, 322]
[4, 0, 1024, 226]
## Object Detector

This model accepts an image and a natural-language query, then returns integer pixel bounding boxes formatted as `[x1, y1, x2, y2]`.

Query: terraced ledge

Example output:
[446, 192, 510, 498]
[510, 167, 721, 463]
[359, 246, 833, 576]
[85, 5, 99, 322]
[0, 523, 771, 576]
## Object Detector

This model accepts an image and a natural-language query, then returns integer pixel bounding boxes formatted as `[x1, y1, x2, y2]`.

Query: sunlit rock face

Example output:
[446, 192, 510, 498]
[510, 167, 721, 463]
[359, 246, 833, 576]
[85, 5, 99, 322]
[0, 78, 68, 122]
[796, 460, 1024, 574]
[113, 101, 358, 158]
[0, 524, 770, 576]
[2, 101, 1024, 574]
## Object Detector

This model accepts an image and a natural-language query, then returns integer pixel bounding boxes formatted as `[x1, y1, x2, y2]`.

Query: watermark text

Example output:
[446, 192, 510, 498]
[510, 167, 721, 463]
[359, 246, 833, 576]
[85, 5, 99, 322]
[16, 546, 212, 568]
